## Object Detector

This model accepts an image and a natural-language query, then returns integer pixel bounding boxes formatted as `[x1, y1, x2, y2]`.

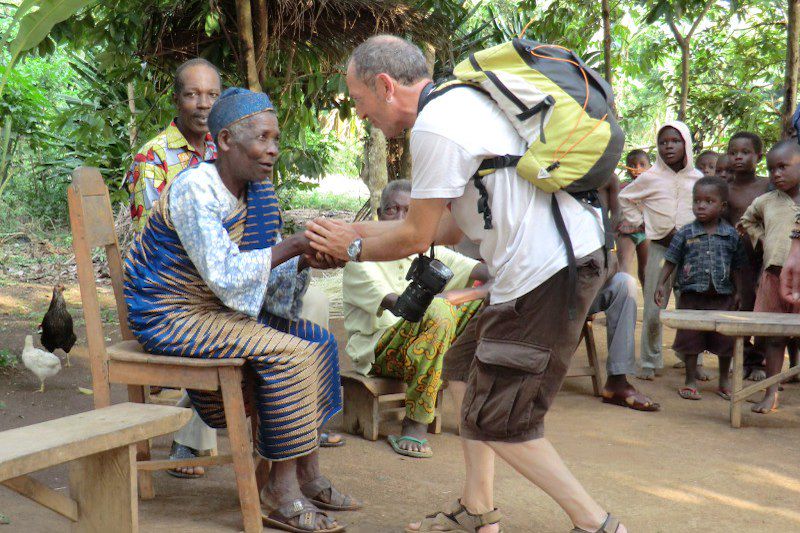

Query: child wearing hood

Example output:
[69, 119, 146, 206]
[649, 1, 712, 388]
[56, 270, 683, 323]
[619, 122, 703, 380]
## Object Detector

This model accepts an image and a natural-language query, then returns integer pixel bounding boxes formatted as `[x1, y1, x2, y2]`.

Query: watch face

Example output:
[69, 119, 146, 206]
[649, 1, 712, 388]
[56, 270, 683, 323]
[348, 239, 361, 260]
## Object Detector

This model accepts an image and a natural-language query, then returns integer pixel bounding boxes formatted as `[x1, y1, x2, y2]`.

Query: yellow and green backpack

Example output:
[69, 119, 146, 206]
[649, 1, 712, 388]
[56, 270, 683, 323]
[418, 39, 625, 317]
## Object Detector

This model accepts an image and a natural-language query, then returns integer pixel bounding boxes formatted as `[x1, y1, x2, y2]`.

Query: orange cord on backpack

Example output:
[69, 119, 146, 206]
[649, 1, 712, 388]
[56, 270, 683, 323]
[528, 44, 606, 169]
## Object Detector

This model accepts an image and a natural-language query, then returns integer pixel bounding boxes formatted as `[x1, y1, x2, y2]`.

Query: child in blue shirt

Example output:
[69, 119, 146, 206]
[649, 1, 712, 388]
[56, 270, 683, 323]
[655, 177, 745, 400]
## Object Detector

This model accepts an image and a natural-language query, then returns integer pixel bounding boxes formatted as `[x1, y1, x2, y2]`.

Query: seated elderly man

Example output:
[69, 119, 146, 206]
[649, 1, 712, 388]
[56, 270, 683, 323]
[124, 87, 357, 533]
[343, 180, 488, 458]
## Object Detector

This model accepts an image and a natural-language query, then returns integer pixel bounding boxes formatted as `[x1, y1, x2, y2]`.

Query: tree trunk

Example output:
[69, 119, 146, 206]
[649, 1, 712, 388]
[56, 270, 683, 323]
[126, 82, 138, 149]
[253, 0, 268, 78]
[679, 42, 690, 122]
[666, 0, 714, 124]
[360, 124, 388, 219]
[0, 119, 16, 197]
[235, 0, 261, 91]
[423, 42, 435, 77]
[783, 0, 800, 137]
[601, 0, 612, 84]
[601, 0, 615, 116]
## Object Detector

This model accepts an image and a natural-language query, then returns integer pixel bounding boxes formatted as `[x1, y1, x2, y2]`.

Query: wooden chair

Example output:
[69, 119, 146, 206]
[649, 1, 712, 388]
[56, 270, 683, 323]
[341, 371, 444, 441]
[566, 314, 604, 396]
[67, 167, 262, 533]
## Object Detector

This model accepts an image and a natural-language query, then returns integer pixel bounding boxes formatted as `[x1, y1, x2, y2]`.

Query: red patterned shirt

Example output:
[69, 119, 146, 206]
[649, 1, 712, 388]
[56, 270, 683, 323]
[126, 120, 216, 231]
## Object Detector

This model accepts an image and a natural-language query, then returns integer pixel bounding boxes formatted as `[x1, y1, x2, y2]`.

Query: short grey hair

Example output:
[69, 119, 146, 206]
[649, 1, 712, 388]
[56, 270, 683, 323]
[348, 35, 429, 89]
[379, 179, 412, 210]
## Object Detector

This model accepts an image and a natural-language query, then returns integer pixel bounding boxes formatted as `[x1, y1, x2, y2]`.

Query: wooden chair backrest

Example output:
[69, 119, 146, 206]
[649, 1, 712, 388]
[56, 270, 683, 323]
[67, 167, 134, 408]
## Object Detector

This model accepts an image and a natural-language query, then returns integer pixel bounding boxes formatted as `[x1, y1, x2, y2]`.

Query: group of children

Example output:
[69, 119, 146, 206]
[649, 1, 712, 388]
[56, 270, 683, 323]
[616, 121, 800, 412]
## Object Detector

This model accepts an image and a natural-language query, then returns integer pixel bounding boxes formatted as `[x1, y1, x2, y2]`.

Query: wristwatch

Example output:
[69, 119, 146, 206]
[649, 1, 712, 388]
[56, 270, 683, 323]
[347, 238, 363, 262]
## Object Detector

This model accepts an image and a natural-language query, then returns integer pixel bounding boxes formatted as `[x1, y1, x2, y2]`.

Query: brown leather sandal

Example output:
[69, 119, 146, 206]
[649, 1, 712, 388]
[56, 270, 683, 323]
[405, 499, 503, 532]
[261, 499, 344, 533]
[571, 513, 622, 532]
[301, 476, 361, 511]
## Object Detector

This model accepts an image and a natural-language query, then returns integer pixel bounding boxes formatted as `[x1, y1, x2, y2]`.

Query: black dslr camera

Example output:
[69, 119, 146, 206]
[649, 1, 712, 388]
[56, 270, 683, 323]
[393, 247, 454, 322]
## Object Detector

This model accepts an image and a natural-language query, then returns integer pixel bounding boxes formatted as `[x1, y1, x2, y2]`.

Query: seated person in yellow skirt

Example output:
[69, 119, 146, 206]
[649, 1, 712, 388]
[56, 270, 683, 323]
[343, 180, 488, 458]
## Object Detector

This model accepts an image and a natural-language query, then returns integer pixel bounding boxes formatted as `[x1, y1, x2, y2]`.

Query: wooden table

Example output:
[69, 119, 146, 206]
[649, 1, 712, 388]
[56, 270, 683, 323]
[660, 310, 800, 427]
[0, 402, 190, 532]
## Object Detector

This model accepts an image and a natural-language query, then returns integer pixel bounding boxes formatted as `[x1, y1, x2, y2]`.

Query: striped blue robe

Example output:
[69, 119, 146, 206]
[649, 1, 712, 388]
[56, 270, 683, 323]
[123, 163, 341, 461]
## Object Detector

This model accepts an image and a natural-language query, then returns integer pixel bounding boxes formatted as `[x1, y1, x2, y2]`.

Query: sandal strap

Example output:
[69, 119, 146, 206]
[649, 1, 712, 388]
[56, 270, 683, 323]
[423, 500, 503, 531]
[301, 476, 332, 497]
[301, 476, 352, 508]
[571, 513, 620, 533]
[396, 436, 428, 446]
[598, 514, 620, 533]
[269, 498, 323, 529]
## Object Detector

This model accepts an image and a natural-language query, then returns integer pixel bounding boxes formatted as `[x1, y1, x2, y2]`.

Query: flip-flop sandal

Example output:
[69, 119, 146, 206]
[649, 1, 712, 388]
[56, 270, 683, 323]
[262, 499, 344, 533]
[601, 390, 660, 411]
[167, 442, 204, 479]
[300, 476, 361, 511]
[571, 513, 622, 532]
[405, 499, 503, 533]
[388, 435, 434, 459]
[678, 387, 701, 400]
[319, 432, 345, 448]
[716, 387, 732, 401]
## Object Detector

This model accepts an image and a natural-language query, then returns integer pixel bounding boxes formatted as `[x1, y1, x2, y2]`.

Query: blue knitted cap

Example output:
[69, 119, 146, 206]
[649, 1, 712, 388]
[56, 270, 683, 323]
[208, 87, 274, 142]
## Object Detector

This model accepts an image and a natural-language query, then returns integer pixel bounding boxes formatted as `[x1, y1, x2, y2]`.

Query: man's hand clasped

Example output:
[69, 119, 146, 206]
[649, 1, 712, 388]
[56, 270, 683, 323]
[305, 218, 361, 262]
[293, 231, 347, 271]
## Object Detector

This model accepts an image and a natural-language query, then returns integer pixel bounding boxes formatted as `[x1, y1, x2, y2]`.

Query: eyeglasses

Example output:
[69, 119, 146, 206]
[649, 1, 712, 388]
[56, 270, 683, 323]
[382, 204, 409, 216]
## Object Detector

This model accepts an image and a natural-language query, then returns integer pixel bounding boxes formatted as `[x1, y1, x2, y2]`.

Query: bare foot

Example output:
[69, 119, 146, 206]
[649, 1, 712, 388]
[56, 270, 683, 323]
[749, 369, 767, 381]
[635, 368, 655, 381]
[393, 418, 432, 455]
[167, 442, 205, 478]
[673, 360, 686, 369]
[171, 465, 205, 476]
[695, 365, 712, 382]
[751, 392, 779, 414]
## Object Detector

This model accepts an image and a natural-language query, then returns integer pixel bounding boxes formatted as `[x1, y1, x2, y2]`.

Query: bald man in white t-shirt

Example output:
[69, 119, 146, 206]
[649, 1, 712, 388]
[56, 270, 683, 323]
[307, 35, 625, 533]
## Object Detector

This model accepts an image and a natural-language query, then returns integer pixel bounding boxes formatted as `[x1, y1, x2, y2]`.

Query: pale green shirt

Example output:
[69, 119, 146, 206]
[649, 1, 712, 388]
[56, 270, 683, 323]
[343, 247, 480, 375]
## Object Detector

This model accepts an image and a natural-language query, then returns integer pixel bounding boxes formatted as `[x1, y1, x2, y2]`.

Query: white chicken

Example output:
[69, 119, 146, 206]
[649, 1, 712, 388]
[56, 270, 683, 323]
[21, 335, 61, 393]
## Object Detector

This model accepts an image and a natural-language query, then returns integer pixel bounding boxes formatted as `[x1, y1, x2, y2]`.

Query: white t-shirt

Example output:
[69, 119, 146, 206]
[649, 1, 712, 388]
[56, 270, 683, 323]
[410, 87, 604, 304]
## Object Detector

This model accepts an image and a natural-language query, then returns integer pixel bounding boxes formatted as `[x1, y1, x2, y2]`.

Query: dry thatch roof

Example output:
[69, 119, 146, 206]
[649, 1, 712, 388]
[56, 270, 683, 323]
[139, 0, 450, 72]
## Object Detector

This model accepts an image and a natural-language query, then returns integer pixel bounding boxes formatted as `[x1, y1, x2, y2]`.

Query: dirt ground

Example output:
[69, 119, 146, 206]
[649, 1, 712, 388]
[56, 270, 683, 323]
[2, 281, 800, 532]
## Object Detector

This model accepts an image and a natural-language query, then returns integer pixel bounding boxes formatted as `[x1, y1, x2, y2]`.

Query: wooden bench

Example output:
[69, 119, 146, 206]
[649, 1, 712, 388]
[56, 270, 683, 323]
[661, 310, 800, 427]
[0, 403, 190, 532]
[341, 372, 443, 441]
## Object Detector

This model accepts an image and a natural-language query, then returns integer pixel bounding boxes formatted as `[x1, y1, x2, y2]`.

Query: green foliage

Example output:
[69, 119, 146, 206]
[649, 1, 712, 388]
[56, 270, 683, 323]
[282, 189, 366, 212]
[0, 0, 95, 95]
[0, 348, 16, 369]
[1, 0, 799, 224]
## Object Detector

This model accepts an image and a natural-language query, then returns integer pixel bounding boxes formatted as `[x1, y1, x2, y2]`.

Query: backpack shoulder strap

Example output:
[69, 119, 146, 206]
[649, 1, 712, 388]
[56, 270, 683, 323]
[417, 79, 489, 114]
